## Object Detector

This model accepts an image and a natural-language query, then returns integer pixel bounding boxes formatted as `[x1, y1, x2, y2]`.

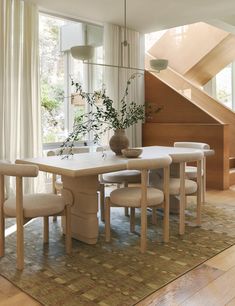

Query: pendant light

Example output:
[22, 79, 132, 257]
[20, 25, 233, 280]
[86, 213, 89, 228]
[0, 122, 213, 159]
[70, 0, 168, 73]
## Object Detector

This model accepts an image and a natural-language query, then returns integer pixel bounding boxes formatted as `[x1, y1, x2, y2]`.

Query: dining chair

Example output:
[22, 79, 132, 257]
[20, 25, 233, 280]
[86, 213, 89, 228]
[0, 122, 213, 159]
[0, 161, 73, 270]
[174, 142, 210, 203]
[104, 156, 172, 253]
[154, 151, 203, 235]
[96, 146, 141, 222]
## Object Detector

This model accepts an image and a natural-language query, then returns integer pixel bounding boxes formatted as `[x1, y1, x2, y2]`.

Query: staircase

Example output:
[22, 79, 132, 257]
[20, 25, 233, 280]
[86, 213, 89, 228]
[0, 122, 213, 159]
[148, 22, 235, 86]
[144, 22, 235, 189]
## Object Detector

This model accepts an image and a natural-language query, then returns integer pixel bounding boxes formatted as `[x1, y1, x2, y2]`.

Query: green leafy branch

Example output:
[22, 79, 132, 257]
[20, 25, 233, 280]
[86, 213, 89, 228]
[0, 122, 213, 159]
[59, 73, 162, 156]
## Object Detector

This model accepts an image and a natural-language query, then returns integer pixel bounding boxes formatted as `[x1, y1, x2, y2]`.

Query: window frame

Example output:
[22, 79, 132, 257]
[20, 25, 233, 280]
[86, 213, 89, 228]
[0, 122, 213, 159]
[39, 12, 104, 150]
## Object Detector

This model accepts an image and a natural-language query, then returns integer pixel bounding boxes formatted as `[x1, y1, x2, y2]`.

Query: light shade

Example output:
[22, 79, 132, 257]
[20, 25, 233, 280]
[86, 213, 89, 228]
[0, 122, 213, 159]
[150, 59, 168, 72]
[71, 45, 94, 61]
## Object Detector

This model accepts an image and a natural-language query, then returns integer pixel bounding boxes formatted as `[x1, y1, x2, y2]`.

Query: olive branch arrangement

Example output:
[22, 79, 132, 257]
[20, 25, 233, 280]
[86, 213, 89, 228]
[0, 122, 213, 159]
[59, 72, 162, 157]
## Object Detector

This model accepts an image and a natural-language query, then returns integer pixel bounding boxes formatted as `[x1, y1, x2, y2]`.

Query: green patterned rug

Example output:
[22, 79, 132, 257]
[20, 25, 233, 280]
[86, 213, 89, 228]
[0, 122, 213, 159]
[1, 199, 235, 306]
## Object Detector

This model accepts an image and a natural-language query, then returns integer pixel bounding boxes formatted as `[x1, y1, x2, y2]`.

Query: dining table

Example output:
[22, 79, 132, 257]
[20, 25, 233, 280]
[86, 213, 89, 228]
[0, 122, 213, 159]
[16, 145, 214, 244]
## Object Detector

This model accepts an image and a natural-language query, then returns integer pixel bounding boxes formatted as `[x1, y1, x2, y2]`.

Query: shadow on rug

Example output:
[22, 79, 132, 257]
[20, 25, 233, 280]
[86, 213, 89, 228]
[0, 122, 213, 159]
[1, 201, 235, 306]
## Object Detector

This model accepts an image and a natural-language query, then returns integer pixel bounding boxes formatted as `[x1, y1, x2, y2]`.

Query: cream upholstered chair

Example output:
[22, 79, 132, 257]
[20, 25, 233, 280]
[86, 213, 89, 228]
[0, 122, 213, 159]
[0, 161, 73, 270]
[105, 156, 172, 253]
[96, 146, 141, 221]
[155, 151, 203, 235]
[174, 142, 210, 202]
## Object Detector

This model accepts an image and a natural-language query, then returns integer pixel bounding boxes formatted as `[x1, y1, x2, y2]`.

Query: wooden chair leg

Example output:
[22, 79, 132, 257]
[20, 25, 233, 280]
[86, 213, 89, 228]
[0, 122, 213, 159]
[99, 183, 105, 222]
[201, 175, 205, 204]
[151, 207, 157, 225]
[43, 216, 49, 244]
[140, 207, 147, 253]
[0, 215, 4, 257]
[124, 182, 129, 216]
[196, 192, 202, 226]
[202, 158, 206, 203]
[179, 163, 186, 235]
[163, 205, 169, 242]
[196, 159, 202, 226]
[202, 179, 205, 204]
[163, 201, 170, 243]
[140, 170, 148, 253]
[16, 177, 24, 270]
[105, 197, 111, 242]
[179, 195, 186, 235]
[124, 207, 129, 216]
[16, 220, 24, 270]
[163, 166, 170, 243]
[0, 175, 4, 257]
[130, 207, 135, 232]
[65, 205, 72, 254]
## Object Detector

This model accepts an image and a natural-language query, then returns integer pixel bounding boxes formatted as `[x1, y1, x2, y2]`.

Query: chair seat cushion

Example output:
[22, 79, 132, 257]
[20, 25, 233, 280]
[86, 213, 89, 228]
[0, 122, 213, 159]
[185, 166, 203, 179]
[4, 194, 65, 218]
[102, 170, 141, 184]
[157, 178, 197, 195]
[110, 187, 164, 207]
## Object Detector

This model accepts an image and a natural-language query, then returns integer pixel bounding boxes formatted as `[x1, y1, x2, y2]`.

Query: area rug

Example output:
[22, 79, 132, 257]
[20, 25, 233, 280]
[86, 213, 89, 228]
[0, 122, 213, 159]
[1, 200, 235, 306]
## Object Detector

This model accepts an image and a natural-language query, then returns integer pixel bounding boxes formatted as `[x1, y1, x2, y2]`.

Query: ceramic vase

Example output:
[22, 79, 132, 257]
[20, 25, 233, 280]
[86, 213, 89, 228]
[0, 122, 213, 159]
[109, 129, 129, 155]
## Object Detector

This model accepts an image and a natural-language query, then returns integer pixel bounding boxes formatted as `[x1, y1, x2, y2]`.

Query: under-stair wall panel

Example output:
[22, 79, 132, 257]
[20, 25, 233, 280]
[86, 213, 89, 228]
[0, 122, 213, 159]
[146, 70, 235, 158]
[145, 72, 219, 124]
[143, 123, 229, 190]
[144, 72, 231, 190]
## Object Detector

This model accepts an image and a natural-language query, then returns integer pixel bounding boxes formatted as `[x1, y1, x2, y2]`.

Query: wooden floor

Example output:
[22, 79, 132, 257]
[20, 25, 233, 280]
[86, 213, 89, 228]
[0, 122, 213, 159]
[1, 189, 235, 306]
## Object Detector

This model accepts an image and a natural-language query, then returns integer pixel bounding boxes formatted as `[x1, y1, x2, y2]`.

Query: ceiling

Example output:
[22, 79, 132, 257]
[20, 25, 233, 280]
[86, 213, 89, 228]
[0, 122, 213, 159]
[32, 0, 235, 33]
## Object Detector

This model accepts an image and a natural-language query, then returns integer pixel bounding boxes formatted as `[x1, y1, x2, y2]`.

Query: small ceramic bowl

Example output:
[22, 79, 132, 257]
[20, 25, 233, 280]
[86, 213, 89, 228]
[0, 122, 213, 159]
[121, 148, 143, 158]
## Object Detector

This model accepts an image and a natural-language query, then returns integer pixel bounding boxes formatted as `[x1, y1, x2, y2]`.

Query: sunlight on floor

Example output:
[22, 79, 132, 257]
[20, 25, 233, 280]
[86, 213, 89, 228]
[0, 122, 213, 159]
[5, 219, 35, 238]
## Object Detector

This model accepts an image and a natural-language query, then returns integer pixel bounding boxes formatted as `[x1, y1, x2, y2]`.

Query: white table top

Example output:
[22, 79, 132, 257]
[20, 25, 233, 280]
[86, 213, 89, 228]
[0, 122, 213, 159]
[16, 146, 214, 177]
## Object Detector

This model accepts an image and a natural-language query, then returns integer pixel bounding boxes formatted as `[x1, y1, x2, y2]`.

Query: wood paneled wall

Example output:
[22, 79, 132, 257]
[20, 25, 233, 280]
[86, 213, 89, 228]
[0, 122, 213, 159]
[144, 71, 231, 190]
[143, 123, 229, 190]
[145, 72, 219, 124]
[145, 70, 235, 158]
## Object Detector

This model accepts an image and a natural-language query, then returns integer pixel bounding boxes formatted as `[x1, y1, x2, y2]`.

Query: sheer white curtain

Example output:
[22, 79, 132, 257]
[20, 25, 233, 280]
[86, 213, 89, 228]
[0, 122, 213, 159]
[0, 0, 41, 193]
[103, 23, 145, 147]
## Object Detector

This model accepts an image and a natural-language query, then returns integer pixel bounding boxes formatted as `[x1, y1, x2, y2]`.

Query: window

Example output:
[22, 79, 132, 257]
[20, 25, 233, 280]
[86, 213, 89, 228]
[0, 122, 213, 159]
[39, 14, 66, 143]
[204, 62, 234, 110]
[215, 63, 232, 109]
[39, 13, 104, 147]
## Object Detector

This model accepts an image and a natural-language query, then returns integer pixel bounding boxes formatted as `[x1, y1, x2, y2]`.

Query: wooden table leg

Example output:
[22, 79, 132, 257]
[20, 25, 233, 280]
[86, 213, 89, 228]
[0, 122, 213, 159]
[62, 174, 99, 244]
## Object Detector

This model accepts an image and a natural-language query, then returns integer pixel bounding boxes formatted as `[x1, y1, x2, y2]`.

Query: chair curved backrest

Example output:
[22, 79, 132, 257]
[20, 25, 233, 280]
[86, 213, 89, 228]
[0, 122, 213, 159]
[67, 147, 89, 154]
[0, 161, 39, 178]
[47, 150, 56, 157]
[48, 147, 90, 156]
[168, 152, 203, 186]
[169, 151, 204, 163]
[127, 156, 172, 170]
[96, 146, 110, 152]
[174, 142, 210, 150]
